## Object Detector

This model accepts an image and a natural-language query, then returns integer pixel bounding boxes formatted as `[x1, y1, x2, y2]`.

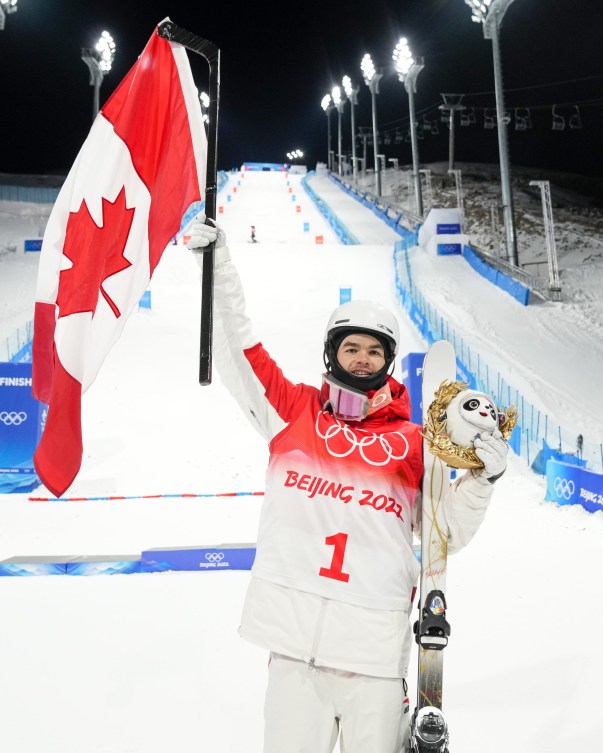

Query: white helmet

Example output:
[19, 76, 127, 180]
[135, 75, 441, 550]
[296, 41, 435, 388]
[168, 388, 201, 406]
[323, 300, 400, 392]
[324, 300, 400, 356]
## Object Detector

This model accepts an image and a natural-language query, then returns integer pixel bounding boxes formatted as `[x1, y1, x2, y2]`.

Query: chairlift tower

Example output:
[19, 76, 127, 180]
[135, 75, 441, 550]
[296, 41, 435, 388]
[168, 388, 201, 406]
[529, 180, 562, 301]
[465, 0, 518, 267]
[439, 94, 465, 171]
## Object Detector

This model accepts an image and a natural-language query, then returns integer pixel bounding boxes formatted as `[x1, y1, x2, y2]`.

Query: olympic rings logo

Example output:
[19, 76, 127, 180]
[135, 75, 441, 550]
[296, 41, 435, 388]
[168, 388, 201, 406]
[315, 411, 409, 467]
[0, 411, 27, 426]
[554, 477, 575, 501]
[205, 552, 224, 563]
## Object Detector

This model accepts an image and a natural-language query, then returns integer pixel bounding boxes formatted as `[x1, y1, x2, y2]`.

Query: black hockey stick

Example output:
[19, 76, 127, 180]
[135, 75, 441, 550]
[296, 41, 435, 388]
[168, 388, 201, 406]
[157, 19, 220, 386]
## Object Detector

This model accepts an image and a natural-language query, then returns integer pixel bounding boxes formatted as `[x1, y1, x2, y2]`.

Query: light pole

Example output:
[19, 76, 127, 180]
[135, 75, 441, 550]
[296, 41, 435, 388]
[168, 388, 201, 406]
[0, 0, 18, 31]
[393, 37, 424, 217]
[465, 0, 518, 266]
[321, 94, 334, 172]
[360, 53, 383, 196]
[81, 30, 116, 122]
[342, 75, 359, 183]
[332, 86, 344, 176]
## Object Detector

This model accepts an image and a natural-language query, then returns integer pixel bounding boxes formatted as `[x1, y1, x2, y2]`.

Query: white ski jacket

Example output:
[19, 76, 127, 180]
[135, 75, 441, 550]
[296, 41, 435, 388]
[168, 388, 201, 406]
[209, 246, 495, 679]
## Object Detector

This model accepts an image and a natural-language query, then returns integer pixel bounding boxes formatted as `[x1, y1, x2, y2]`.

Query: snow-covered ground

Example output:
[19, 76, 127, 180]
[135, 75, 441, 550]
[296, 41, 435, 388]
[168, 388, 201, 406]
[0, 169, 602, 753]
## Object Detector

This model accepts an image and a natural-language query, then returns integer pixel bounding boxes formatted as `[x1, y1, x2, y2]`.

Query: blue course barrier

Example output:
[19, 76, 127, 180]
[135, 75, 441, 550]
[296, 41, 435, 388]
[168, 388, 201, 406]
[545, 460, 603, 513]
[463, 245, 530, 306]
[301, 172, 359, 244]
[329, 174, 415, 238]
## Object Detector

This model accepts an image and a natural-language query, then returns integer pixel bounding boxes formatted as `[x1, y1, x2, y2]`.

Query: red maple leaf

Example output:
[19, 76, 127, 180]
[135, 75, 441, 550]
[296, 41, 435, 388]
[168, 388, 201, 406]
[57, 186, 136, 319]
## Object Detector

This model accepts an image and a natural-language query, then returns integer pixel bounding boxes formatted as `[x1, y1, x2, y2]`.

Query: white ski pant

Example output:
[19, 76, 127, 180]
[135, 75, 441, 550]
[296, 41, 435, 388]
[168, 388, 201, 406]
[263, 653, 410, 753]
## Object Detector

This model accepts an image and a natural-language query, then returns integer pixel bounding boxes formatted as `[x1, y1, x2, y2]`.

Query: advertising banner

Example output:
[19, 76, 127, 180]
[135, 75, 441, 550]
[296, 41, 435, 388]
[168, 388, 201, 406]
[401, 352, 425, 425]
[0, 362, 45, 493]
[141, 544, 256, 573]
[545, 459, 603, 513]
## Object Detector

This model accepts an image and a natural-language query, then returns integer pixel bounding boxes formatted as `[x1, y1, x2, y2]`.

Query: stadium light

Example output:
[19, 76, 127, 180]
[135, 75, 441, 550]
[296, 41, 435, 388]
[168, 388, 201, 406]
[0, 0, 17, 31]
[331, 86, 345, 176]
[393, 37, 424, 217]
[287, 149, 304, 162]
[321, 94, 334, 171]
[360, 53, 383, 196]
[81, 30, 116, 121]
[199, 90, 210, 126]
[464, 0, 518, 266]
[342, 75, 360, 182]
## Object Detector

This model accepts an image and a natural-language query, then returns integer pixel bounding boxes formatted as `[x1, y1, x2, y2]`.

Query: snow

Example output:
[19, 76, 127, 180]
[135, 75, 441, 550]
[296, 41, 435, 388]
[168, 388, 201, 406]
[1, 168, 602, 753]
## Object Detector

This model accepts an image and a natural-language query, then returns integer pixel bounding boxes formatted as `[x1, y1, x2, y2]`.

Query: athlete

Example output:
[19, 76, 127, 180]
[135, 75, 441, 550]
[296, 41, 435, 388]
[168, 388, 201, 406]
[188, 217, 507, 753]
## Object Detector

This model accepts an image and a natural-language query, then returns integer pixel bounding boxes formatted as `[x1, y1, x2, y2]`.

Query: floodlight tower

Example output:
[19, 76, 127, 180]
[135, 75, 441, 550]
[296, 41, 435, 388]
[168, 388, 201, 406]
[81, 30, 116, 121]
[464, 0, 518, 266]
[199, 90, 210, 128]
[332, 85, 345, 176]
[321, 94, 334, 171]
[0, 0, 18, 31]
[360, 53, 383, 196]
[342, 75, 360, 182]
[393, 37, 424, 217]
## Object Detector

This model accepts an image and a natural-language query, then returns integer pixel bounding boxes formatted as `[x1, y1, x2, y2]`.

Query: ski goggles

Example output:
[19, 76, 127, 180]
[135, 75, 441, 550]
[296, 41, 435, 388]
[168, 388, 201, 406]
[323, 373, 369, 422]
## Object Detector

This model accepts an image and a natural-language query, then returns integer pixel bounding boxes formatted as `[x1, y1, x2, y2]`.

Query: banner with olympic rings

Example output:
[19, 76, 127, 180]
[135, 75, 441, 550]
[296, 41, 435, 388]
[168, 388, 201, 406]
[0, 362, 46, 493]
[141, 544, 256, 573]
[545, 459, 603, 513]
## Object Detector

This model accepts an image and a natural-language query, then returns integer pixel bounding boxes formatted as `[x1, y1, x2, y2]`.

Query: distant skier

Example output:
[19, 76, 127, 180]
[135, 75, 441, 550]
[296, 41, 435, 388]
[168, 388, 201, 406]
[187, 216, 508, 753]
[250, 224, 257, 243]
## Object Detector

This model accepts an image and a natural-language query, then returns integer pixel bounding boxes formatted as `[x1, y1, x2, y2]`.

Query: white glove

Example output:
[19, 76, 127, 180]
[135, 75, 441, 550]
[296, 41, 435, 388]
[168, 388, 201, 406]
[473, 429, 508, 483]
[187, 215, 227, 252]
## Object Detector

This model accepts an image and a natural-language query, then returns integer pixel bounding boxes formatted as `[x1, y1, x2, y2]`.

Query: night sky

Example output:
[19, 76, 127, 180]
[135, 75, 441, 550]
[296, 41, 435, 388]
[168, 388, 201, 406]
[1, 0, 602, 179]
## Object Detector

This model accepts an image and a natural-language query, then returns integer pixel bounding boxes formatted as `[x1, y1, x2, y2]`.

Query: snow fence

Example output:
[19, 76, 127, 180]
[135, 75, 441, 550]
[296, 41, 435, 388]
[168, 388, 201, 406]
[393, 236, 602, 477]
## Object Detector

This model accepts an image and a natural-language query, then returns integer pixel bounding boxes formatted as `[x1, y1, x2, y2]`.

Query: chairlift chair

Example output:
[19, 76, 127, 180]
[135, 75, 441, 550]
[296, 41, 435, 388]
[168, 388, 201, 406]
[552, 105, 565, 131]
[569, 106, 582, 129]
[484, 110, 495, 129]
[514, 108, 532, 131]
[431, 120, 439, 135]
[460, 107, 475, 126]
[394, 128, 403, 144]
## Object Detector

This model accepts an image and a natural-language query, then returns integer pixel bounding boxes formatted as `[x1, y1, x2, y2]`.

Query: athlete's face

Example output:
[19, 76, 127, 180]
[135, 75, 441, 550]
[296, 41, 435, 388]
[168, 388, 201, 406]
[336, 333, 386, 377]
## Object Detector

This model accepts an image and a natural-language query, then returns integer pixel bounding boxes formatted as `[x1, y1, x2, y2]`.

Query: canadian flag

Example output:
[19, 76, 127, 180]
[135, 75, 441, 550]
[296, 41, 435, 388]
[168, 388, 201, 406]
[32, 26, 207, 496]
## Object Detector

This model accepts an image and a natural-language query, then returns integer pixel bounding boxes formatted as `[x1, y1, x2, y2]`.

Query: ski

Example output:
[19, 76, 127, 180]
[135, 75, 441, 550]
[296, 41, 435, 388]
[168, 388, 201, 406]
[411, 339, 456, 753]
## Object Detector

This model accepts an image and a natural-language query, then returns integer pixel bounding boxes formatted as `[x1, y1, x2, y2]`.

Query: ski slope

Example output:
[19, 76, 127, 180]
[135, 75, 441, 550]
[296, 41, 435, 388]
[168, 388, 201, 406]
[0, 170, 602, 753]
